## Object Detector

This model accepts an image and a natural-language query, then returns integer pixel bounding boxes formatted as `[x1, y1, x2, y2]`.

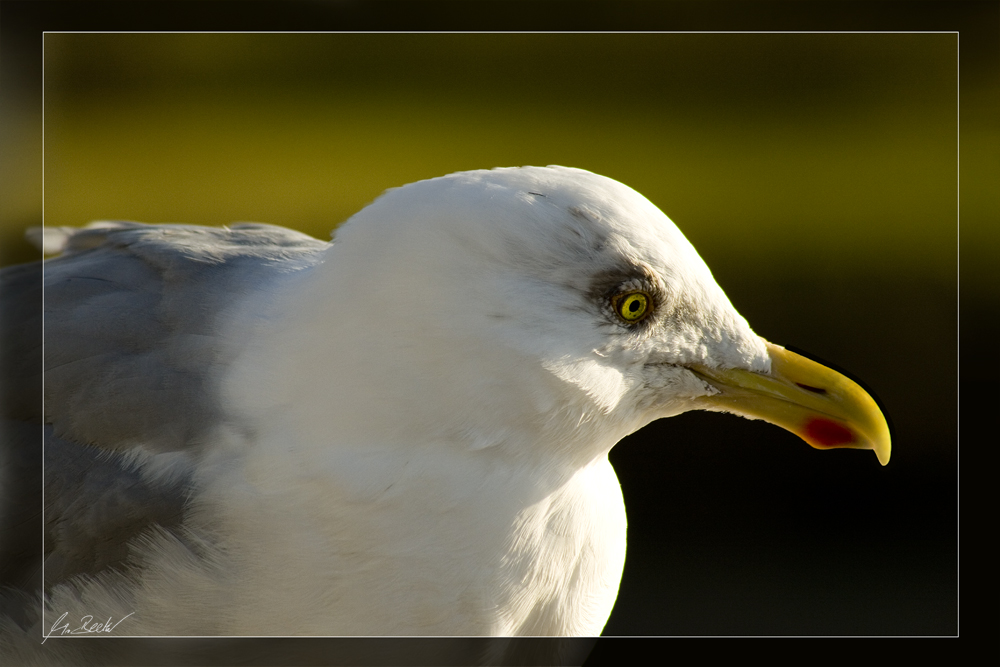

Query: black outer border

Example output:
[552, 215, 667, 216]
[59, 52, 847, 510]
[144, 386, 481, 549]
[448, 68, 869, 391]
[1, 2, 992, 665]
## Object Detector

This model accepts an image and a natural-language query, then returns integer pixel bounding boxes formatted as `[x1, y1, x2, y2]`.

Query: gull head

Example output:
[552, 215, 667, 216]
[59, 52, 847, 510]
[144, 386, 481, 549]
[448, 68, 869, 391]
[275, 166, 889, 469]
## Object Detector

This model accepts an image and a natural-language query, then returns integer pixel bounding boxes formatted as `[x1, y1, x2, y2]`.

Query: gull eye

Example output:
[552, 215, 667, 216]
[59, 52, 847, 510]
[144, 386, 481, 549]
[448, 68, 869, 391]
[613, 291, 652, 323]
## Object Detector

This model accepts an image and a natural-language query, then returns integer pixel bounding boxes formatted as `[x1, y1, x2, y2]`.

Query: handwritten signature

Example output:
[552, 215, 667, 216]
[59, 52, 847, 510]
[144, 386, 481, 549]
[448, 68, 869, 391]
[43, 611, 135, 644]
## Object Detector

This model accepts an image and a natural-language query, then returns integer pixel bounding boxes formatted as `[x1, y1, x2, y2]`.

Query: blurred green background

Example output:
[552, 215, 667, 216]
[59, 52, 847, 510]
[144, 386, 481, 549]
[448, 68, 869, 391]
[32, 33, 960, 280]
[10, 31, 969, 636]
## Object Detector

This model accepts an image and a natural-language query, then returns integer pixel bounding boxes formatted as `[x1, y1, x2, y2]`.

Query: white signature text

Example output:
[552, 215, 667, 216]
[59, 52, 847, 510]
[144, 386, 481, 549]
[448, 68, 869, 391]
[43, 611, 135, 644]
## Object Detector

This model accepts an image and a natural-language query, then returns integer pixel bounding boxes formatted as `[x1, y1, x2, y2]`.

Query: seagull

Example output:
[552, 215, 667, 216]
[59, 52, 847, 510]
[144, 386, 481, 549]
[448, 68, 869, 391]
[0, 166, 889, 653]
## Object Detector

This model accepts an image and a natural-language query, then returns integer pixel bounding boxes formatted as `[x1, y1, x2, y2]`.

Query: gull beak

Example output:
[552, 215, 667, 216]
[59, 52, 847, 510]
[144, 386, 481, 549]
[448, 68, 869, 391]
[689, 341, 891, 465]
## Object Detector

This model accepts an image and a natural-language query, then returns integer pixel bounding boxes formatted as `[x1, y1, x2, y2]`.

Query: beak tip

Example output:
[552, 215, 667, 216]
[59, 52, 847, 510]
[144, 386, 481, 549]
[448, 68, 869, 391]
[875, 443, 891, 466]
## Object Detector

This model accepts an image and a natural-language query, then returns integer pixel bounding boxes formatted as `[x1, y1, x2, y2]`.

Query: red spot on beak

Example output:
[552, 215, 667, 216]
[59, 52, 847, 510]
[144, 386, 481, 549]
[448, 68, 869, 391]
[805, 418, 855, 448]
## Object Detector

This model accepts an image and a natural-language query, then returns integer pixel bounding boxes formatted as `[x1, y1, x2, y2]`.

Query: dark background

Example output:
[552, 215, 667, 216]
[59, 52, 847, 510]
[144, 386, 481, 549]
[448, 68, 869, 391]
[1, 1, 993, 665]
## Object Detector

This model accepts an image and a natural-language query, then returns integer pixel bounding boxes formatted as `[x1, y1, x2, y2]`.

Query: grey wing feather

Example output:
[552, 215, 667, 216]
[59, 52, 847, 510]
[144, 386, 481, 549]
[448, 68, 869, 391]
[42, 429, 192, 587]
[1, 423, 193, 619]
[0, 221, 327, 603]
[14, 221, 327, 452]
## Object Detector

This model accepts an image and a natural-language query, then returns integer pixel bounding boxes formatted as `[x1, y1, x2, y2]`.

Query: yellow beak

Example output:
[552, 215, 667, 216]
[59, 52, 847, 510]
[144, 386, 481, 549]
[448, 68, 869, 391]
[689, 341, 891, 465]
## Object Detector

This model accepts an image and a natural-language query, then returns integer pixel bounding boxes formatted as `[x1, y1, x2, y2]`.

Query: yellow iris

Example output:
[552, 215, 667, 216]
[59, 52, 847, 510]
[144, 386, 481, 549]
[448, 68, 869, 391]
[615, 291, 650, 322]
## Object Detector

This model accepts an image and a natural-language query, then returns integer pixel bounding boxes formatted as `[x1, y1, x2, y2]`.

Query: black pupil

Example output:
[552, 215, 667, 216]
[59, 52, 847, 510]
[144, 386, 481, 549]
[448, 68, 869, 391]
[628, 299, 641, 312]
